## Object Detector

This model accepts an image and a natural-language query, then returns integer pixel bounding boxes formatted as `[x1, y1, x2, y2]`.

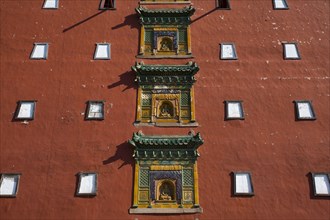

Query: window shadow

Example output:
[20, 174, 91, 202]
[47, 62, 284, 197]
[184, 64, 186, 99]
[111, 14, 141, 55]
[63, 10, 107, 33]
[103, 142, 134, 169]
[230, 172, 235, 197]
[107, 71, 137, 92]
[112, 14, 140, 30]
[190, 8, 218, 24]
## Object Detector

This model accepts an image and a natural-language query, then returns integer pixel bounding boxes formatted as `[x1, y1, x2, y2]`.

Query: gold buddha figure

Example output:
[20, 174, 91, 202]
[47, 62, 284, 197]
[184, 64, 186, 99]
[159, 183, 172, 200]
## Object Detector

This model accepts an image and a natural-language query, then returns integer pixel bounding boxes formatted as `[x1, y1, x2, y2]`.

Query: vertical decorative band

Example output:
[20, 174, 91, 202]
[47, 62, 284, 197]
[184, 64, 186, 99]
[193, 162, 200, 206]
[136, 88, 142, 122]
[140, 27, 145, 55]
[133, 163, 140, 207]
[187, 26, 192, 54]
[190, 88, 196, 122]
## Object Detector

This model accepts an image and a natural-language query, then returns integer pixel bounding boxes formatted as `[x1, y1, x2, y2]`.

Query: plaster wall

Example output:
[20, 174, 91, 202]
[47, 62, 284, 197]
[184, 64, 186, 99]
[0, 0, 329, 219]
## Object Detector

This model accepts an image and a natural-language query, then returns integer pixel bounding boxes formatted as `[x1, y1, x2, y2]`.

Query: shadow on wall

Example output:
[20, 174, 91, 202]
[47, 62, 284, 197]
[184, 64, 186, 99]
[112, 14, 140, 30]
[103, 142, 134, 169]
[107, 71, 137, 92]
[191, 8, 218, 24]
[63, 10, 107, 33]
[112, 13, 141, 56]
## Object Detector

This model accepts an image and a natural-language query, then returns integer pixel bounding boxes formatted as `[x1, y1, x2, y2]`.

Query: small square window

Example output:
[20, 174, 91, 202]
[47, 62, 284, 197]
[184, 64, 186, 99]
[85, 101, 104, 120]
[76, 172, 97, 196]
[294, 100, 316, 120]
[217, 0, 230, 9]
[233, 172, 254, 196]
[311, 173, 330, 197]
[225, 101, 244, 120]
[99, 0, 116, 10]
[0, 174, 21, 198]
[94, 43, 111, 60]
[43, 0, 59, 9]
[220, 43, 237, 60]
[14, 101, 36, 120]
[273, 0, 289, 9]
[283, 43, 301, 60]
[30, 43, 48, 59]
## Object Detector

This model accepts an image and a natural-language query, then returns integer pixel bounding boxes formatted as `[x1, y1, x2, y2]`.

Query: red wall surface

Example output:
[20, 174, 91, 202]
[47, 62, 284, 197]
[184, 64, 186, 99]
[1, 0, 329, 219]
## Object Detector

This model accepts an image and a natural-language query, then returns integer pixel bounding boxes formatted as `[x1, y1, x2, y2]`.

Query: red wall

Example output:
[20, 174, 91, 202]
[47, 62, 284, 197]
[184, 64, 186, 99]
[1, 0, 329, 219]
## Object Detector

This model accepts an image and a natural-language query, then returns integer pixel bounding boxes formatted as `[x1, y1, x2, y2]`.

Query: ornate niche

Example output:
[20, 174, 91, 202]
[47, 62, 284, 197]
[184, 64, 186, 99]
[128, 131, 204, 214]
[136, 6, 195, 58]
[132, 61, 199, 127]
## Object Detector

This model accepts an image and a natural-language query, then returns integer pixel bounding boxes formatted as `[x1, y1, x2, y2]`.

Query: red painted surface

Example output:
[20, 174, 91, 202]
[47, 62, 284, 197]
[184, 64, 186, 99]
[0, 0, 329, 219]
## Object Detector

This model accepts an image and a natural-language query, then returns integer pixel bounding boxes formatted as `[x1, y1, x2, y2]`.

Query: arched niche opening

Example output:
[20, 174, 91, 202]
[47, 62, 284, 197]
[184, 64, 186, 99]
[158, 101, 174, 118]
[158, 37, 174, 51]
[156, 179, 176, 201]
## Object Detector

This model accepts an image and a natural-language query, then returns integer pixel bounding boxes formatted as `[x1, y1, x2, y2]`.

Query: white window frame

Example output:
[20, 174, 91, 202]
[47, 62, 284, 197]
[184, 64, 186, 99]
[273, 0, 289, 10]
[85, 101, 105, 120]
[220, 43, 238, 60]
[0, 173, 21, 198]
[76, 172, 98, 196]
[283, 42, 301, 60]
[225, 100, 244, 120]
[294, 100, 316, 120]
[42, 0, 59, 9]
[30, 43, 48, 60]
[311, 173, 330, 197]
[233, 172, 254, 196]
[14, 100, 37, 121]
[94, 43, 111, 60]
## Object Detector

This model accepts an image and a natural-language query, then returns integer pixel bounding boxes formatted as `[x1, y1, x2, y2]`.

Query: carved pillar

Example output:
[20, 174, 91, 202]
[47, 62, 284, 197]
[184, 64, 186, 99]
[136, 88, 142, 122]
[193, 162, 200, 207]
[139, 27, 145, 55]
[187, 26, 192, 54]
[190, 88, 196, 122]
[133, 163, 140, 208]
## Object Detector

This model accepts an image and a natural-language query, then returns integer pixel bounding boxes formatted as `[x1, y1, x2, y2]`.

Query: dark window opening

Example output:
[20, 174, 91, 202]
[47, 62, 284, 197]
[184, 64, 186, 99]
[218, 0, 230, 9]
[100, 0, 115, 10]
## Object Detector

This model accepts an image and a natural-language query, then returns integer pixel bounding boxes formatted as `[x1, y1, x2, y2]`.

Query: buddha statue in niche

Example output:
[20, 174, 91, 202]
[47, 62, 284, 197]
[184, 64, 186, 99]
[158, 37, 173, 51]
[159, 181, 174, 201]
[159, 101, 174, 118]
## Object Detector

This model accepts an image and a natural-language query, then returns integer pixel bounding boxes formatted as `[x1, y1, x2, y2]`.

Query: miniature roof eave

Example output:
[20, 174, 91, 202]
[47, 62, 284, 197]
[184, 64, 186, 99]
[128, 131, 204, 149]
[135, 5, 196, 17]
[131, 61, 199, 76]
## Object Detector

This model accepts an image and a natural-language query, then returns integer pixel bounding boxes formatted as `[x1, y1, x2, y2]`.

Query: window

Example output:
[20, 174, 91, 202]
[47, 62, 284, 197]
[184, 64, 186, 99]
[220, 43, 237, 60]
[233, 172, 254, 196]
[273, 0, 289, 9]
[283, 43, 301, 60]
[30, 43, 48, 59]
[85, 101, 104, 120]
[14, 101, 36, 120]
[0, 174, 20, 197]
[311, 173, 330, 196]
[294, 100, 316, 120]
[43, 0, 59, 9]
[217, 0, 230, 9]
[99, 0, 116, 10]
[94, 43, 111, 60]
[225, 101, 244, 120]
[76, 172, 97, 196]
